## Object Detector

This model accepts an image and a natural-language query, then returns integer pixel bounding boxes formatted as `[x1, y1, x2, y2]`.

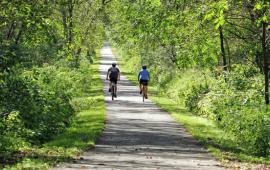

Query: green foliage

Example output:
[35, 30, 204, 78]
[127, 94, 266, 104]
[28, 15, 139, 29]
[0, 67, 74, 143]
[0, 55, 104, 167]
[4, 52, 105, 170]
[116, 46, 270, 164]
[183, 65, 269, 156]
[114, 32, 270, 157]
[185, 84, 210, 114]
[0, 0, 106, 165]
[204, 0, 228, 29]
[108, 0, 270, 157]
[0, 111, 28, 156]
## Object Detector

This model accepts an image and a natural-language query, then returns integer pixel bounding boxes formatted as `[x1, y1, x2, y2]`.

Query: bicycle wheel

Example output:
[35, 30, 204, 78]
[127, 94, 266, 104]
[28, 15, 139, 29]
[111, 84, 115, 100]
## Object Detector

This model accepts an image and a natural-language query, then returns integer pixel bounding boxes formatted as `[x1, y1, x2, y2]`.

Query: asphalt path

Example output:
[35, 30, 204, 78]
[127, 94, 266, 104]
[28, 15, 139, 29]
[53, 43, 225, 170]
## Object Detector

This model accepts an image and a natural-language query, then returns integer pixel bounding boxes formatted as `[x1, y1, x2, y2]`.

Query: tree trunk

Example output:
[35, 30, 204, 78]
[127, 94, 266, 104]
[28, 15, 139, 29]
[61, 7, 68, 41]
[15, 23, 25, 45]
[68, 0, 73, 44]
[75, 48, 81, 68]
[169, 45, 181, 70]
[219, 26, 227, 71]
[262, 21, 269, 105]
[224, 38, 231, 70]
[7, 21, 15, 39]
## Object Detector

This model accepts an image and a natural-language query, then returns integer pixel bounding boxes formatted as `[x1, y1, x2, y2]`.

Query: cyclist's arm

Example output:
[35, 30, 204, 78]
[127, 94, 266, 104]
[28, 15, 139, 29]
[138, 72, 141, 81]
[118, 69, 121, 80]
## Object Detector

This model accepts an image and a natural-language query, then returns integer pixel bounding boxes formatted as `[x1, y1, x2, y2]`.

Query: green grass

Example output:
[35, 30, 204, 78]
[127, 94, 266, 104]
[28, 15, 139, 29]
[112, 47, 270, 167]
[149, 94, 270, 164]
[5, 52, 105, 170]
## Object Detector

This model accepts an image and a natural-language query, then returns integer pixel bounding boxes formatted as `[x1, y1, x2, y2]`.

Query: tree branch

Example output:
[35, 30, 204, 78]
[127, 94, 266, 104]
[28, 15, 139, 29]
[102, 0, 112, 5]
[226, 20, 258, 35]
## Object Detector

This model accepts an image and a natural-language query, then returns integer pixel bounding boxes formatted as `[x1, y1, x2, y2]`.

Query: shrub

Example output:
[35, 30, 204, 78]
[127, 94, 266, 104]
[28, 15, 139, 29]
[185, 84, 210, 114]
[0, 111, 29, 156]
[221, 106, 270, 156]
[185, 65, 270, 156]
[0, 54, 96, 161]
[0, 69, 74, 143]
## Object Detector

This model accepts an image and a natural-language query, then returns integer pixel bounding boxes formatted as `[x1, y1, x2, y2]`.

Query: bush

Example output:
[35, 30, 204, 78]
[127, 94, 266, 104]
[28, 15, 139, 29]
[206, 89, 269, 156]
[185, 84, 210, 114]
[221, 106, 270, 156]
[184, 65, 270, 156]
[0, 112, 29, 156]
[0, 69, 74, 143]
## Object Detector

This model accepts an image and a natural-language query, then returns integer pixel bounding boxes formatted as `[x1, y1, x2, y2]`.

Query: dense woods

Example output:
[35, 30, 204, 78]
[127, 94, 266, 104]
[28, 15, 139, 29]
[0, 0, 105, 162]
[106, 0, 270, 157]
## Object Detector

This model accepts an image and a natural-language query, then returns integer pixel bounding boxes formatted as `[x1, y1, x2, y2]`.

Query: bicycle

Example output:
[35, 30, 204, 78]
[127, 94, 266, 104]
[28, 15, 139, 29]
[111, 82, 116, 100]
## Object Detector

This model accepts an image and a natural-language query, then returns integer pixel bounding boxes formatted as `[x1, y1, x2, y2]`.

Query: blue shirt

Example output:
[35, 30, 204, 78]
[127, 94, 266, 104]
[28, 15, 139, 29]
[138, 69, 150, 81]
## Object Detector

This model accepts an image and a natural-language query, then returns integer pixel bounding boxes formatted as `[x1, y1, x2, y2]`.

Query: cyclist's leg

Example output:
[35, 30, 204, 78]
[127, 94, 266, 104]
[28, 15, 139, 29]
[113, 79, 117, 97]
[109, 81, 112, 92]
[145, 85, 148, 98]
[144, 80, 148, 98]
[139, 80, 142, 94]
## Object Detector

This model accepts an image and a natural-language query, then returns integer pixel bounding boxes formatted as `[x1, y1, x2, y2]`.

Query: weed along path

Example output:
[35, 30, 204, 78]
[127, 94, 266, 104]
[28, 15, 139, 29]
[53, 44, 225, 170]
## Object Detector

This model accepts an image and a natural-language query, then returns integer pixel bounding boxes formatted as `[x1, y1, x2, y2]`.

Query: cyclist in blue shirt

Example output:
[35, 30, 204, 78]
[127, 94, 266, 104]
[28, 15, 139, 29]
[138, 65, 150, 99]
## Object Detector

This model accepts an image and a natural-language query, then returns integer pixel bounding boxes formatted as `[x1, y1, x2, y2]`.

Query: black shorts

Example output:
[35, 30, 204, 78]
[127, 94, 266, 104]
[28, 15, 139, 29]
[139, 79, 148, 85]
[110, 78, 118, 84]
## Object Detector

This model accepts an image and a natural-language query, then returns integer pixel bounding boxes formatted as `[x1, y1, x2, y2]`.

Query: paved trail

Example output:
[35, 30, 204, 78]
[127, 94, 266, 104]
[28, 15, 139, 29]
[54, 44, 225, 170]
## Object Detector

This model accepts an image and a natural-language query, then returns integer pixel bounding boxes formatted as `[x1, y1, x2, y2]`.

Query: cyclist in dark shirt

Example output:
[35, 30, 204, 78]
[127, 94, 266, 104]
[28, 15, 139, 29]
[106, 63, 120, 97]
